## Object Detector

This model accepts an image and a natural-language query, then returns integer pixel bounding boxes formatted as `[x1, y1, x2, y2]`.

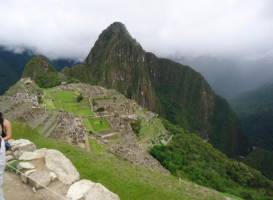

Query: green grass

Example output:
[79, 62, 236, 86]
[83, 117, 111, 133]
[139, 118, 167, 140]
[12, 122, 229, 200]
[245, 148, 273, 180]
[44, 88, 110, 134]
[44, 89, 94, 117]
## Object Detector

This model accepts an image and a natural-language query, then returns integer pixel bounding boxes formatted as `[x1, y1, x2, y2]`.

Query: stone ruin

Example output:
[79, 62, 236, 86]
[93, 98, 138, 116]
[52, 112, 89, 150]
[59, 84, 109, 99]
[21, 78, 33, 85]
[14, 92, 39, 108]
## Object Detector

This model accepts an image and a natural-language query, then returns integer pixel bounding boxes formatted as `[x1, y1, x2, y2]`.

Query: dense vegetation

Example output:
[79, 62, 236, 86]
[23, 56, 63, 88]
[245, 148, 273, 180]
[64, 22, 249, 157]
[231, 84, 273, 180]
[12, 122, 230, 200]
[150, 120, 273, 200]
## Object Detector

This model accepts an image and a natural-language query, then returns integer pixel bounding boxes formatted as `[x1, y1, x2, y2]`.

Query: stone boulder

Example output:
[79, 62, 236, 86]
[28, 170, 51, 189]
[6, 155, 14, 162]
[21, 169, 36, 183]
[17, 162, 35, 171]
[49, 171, 57, 182]
[66, 179, 95, 200]
[13, 150, 24, 159]
[10, 139, 37, 152]
[66, 180, 120, 200]
[7, 139, 119, 200]
[84, 183, 120, 200]
[19, 151, 44, 161]
[44, 149, 80, 184]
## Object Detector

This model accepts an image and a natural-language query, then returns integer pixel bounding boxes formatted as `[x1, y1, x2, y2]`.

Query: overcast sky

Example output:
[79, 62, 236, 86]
[0, 0, 273, 60]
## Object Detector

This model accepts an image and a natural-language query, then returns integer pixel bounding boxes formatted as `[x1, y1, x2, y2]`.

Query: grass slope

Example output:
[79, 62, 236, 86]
[12, 122, 229, 200]
[83, 117, 111, 133]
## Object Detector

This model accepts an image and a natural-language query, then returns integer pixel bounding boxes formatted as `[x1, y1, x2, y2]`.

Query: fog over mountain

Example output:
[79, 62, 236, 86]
[172, 55, 273, 98]
[0, 0, 273, 96]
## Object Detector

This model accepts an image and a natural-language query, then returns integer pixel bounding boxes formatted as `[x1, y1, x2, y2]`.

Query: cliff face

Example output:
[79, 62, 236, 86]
[65, 22, 249, 157]
[84, 22, 157, 110]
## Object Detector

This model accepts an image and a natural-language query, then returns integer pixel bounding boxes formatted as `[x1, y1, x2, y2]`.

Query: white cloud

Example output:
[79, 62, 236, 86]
[0, 0, 272, 60]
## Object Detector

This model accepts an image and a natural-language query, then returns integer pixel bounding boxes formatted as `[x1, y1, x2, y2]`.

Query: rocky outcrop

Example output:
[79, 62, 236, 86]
[19, 151, 44, 161]
[67, 179, 120, 200]
[28, 170, 52, 189]
[44, 149, 80, 185]
[6, 139, 120, 199]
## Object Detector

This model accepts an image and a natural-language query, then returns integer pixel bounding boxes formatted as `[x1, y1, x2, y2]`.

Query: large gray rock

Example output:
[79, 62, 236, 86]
[21, 169, 36, 183]
[10, 139, 37, 152]
[84, 183, 120, 200]
[19, 151, 44, 161]
[17, 162, 35, 171]
[6, 155, 14, 162]
[44, 149, 80, 184]
[66, 179, 95, 200]
[28, 170, 51, 189]
[66, 180, 120, 200]
[49, 171, 57, 182]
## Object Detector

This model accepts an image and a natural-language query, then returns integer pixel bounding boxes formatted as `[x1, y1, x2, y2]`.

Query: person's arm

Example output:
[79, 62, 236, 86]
[3, 120, 12, 140]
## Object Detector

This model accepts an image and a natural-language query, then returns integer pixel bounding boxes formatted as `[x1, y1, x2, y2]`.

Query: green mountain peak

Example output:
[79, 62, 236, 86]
[65, 22, 250, 157]
[23, 55, 62, 88]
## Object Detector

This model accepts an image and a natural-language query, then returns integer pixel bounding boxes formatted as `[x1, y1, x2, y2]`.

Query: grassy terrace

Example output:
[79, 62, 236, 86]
[43, 88, 111, 133]
[44, 89, 94, 117]
[83, 117, 111, 133]
[12, 122, 230, 200]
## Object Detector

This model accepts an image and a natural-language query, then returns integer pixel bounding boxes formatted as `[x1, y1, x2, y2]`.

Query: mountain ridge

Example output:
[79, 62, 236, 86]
[64, 22, 249, 157]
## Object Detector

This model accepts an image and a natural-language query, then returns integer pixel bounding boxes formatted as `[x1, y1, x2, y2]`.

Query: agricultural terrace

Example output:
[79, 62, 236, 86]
[43, 88, 111, 133]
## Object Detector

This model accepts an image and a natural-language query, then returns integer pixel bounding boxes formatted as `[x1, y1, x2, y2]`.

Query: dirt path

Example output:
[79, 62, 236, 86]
[3, 172, 69, 200]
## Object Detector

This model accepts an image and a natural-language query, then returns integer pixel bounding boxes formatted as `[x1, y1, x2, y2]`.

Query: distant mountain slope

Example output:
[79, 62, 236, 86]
[0, 47, 32, 94]
[172, 55, 273, 99]
[231, 83, 273, 152]
[64, 22, 249, 157]
[0, 47, 77, 93]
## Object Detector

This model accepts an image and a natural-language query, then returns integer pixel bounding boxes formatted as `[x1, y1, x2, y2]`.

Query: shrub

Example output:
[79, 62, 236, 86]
[76, 93, 84, 102]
